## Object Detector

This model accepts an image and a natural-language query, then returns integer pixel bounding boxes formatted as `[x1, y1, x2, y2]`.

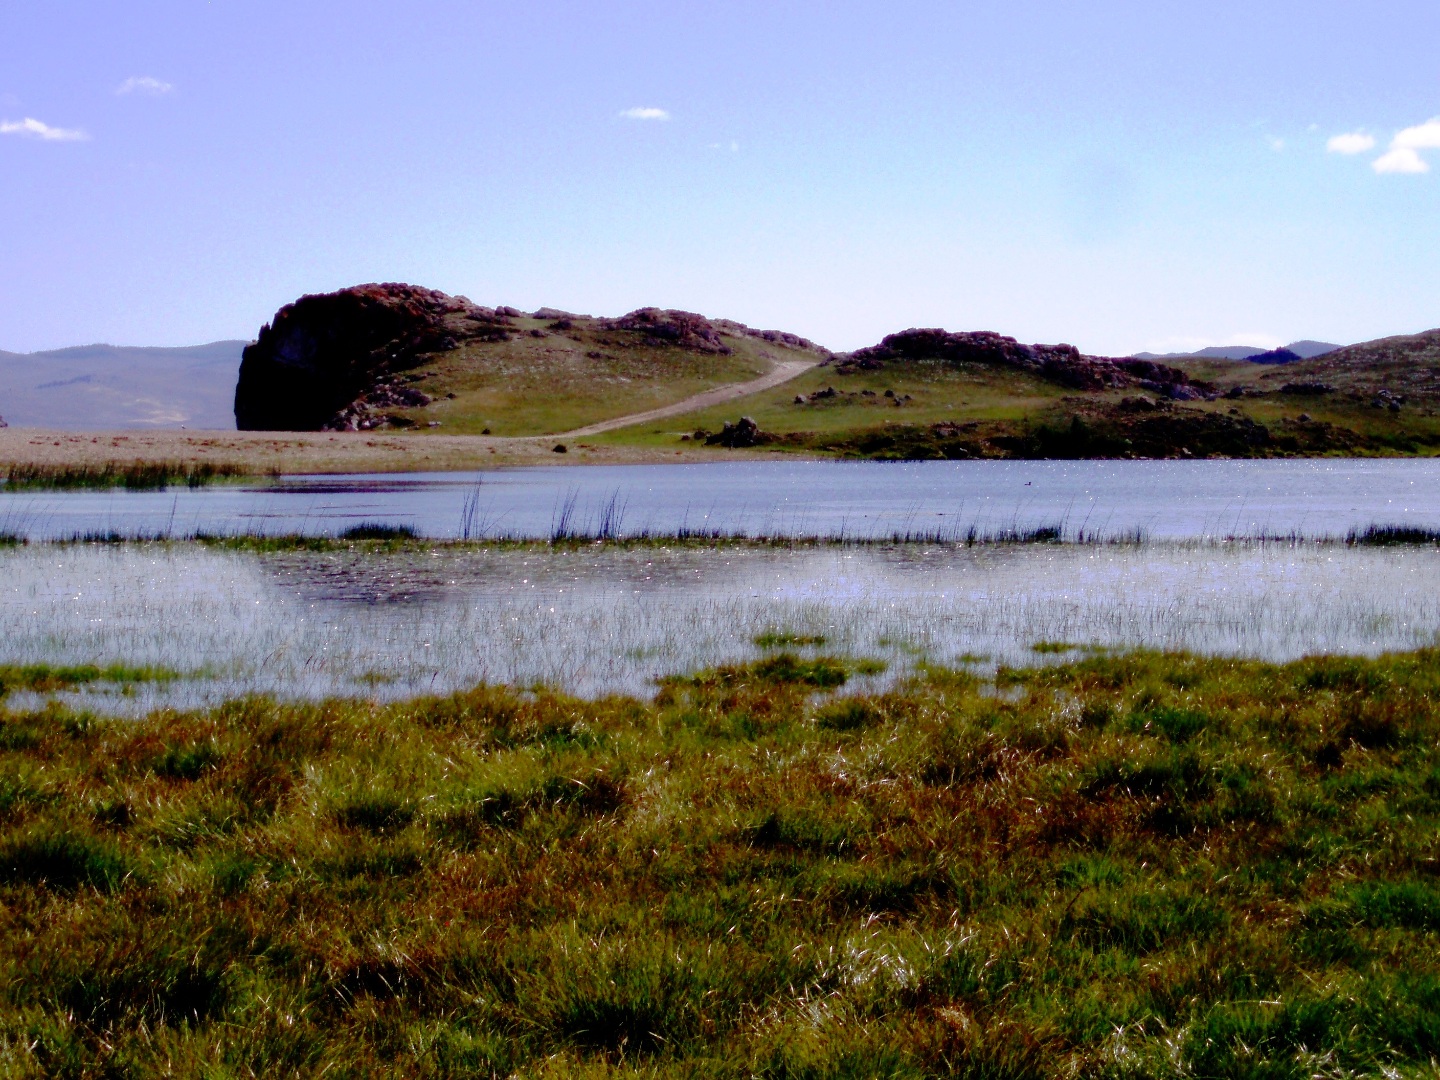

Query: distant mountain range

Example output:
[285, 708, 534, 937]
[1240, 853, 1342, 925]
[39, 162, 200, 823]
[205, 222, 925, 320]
[1131, 340, 1342, 362]
[0, 341, 245, 429]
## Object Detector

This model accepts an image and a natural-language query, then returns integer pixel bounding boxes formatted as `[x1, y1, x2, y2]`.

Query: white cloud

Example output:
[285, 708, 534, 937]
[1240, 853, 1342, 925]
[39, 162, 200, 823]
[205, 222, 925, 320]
[620, 107, 669, 121]
[1373, 146, 1429, 174]
[1363, 117, 1440, 175]
[1393, 117, 1440, 150]
[0, 117, 88, 142]
[1326, 131, 1375, 155]
[116, 75, 173, 96]
[1266, 135, 1285, 152]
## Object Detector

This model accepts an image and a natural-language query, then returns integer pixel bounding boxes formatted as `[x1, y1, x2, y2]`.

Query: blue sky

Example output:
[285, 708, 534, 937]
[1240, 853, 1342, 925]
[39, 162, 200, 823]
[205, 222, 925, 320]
[2, 1, 1437, 355]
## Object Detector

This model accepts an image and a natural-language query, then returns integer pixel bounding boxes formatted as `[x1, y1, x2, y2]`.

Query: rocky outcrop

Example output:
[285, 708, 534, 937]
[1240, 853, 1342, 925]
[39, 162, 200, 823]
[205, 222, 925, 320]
[234, 283, 508, 431]
[604, 309, 732, 354]
[837, 329, 1205, 397]
[235, 285, 821, 431]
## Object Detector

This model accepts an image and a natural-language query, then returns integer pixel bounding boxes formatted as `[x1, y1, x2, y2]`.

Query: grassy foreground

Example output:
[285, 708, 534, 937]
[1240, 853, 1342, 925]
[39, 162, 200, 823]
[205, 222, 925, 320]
[1, 649, 1439, 1077]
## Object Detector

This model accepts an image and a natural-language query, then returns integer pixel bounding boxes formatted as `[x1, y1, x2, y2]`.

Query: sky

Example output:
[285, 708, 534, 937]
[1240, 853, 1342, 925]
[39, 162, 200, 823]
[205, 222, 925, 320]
[1, 1, 1437, 356]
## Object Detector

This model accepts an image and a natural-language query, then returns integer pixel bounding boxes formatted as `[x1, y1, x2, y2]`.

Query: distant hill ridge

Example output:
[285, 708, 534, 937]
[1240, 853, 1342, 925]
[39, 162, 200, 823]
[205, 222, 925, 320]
[0, 341, 247, 430]
[1132, 340, 1342, 362]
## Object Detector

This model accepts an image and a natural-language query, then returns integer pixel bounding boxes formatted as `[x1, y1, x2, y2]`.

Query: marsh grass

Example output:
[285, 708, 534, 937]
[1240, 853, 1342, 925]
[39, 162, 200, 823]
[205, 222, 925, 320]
[3, 462, 245, 492]
[0, 648, 1437, 1074]
[1348, 523, 1440, 546]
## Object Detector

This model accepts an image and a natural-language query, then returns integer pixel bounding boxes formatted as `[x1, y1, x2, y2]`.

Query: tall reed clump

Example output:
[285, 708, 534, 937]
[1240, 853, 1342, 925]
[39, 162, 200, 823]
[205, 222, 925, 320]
[0, 648, 1437, 1075]
[3, 461, 246, 492]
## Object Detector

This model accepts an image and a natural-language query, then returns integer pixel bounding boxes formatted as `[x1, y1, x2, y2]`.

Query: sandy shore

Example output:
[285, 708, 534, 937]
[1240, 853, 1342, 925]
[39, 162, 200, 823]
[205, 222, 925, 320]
[0, 428, 777, 474]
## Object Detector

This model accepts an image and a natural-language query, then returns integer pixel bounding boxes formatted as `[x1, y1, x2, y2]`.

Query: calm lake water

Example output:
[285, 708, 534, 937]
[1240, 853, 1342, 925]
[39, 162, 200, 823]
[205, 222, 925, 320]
[3, 459, 1440, 541]
[5, 542, 1440, 714]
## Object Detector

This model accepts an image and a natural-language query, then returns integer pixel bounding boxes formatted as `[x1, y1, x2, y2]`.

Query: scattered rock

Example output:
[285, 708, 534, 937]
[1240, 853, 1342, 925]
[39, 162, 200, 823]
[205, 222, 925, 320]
[552, 443, 568, 454]
[793, 394, 807, 405]
[1281, 382, 1336, 396]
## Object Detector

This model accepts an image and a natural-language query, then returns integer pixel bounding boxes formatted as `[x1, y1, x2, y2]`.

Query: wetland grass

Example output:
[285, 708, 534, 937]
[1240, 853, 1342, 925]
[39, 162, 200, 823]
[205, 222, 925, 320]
[3, 461, 246, 492]
[0, 648, 1437, 1075]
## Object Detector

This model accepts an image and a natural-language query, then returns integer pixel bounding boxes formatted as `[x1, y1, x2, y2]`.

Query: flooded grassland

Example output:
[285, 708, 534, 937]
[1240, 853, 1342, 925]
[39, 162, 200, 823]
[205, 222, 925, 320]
[4, 539, 1440, 714]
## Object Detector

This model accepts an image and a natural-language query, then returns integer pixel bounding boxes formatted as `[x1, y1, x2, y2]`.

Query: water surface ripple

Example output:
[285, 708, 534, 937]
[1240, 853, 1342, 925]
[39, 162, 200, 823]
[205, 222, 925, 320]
[4, 459, 1440, 541]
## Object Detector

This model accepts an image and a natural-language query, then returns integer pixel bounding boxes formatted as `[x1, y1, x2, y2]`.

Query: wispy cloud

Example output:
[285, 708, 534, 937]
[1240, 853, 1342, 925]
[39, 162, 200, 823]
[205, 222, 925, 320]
[1370, 117, 1440, 174]
[116, 75, 173, 96]
[0, 117, 88, 142]
[1326, 131, 1375, 155]
[620, 107, 669, 121]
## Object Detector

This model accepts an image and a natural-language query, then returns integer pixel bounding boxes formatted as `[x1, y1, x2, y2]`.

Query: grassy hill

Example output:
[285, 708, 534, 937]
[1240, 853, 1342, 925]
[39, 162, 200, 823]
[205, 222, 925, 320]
[382, 311, 821, 437]
[576, 330, 1440, 460]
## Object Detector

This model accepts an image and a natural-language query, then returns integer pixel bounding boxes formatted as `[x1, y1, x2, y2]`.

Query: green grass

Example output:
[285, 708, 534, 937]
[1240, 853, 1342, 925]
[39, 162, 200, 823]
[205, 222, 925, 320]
[390, 315, 810, 437]
[581, 349, 1440, 459]
[592, 357, 1070, 448]
[0, 648, 1439, 1075]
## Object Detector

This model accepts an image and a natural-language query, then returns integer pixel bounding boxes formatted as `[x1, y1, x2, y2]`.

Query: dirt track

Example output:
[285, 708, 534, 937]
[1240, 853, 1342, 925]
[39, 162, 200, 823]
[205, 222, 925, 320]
[556, 358, 819, 437]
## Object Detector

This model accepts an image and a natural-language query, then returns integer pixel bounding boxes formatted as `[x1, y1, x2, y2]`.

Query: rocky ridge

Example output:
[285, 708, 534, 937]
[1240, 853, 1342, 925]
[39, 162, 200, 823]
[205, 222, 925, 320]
[837, 328, 1209, 399]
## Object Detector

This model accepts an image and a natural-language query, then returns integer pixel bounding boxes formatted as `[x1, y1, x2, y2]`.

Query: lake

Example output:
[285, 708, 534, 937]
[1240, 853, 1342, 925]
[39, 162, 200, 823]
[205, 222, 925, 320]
[3, 458, 1440, 541]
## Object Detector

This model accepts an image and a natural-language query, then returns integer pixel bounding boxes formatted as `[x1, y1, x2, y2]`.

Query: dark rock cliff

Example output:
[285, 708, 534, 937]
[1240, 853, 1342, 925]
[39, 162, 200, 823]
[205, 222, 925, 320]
[234, 283, 506, 431]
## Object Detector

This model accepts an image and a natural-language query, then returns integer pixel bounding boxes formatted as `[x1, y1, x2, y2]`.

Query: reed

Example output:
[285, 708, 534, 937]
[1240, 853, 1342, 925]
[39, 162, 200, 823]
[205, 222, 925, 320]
[3, 461, 246, 492]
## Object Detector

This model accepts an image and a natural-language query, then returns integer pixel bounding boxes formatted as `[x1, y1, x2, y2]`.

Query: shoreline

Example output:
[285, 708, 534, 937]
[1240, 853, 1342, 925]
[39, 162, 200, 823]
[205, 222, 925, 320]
[0, 427, 781, 473]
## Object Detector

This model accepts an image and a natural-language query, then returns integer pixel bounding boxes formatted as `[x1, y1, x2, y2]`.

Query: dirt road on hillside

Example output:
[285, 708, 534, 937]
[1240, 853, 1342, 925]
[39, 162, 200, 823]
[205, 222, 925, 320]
[556, 357, 820, 438]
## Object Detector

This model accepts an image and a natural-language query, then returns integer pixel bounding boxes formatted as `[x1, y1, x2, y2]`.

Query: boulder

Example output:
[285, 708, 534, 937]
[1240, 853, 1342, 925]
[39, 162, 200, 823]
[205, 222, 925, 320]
[705, 416, 764, 447]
